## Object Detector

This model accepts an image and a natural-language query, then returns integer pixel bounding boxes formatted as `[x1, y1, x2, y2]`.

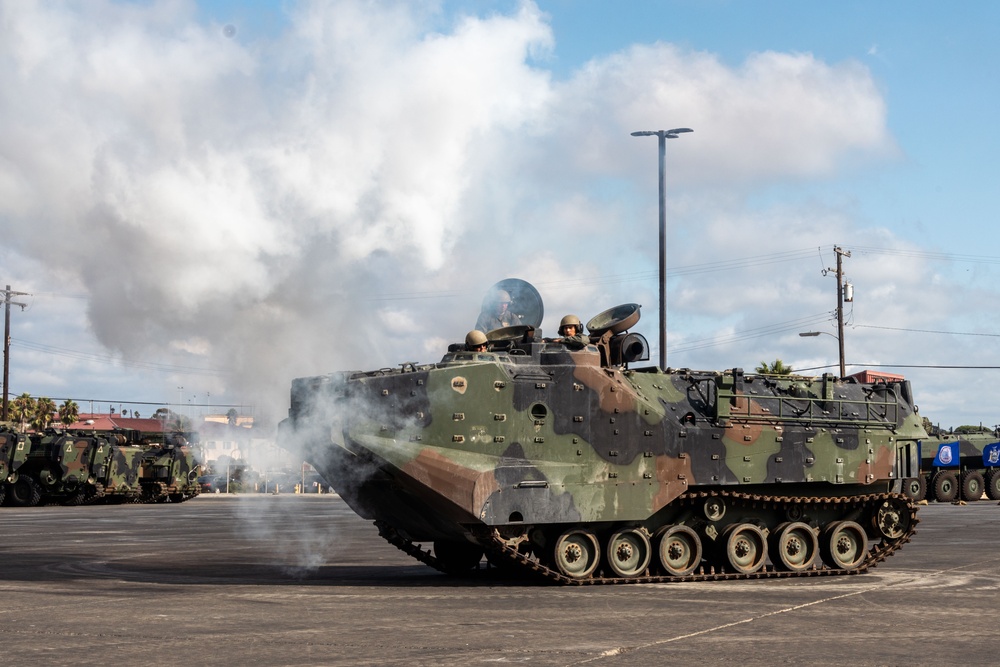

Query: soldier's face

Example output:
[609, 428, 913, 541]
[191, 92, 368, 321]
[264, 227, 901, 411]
[496, 301, 510, 315]
[562, 325, 577, 336]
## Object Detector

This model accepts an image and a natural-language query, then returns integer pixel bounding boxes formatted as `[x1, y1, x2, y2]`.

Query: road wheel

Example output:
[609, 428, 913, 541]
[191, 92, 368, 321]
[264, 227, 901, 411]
[902, 476, 926, 501]
[769, 521, 818, 571]
[656, 525, 702, 576]
[960, 470, 984, 501]
[986, 469, 1000, 500]
[8, 476, 42, 507]
[552, 528, 600, 579]
[931, 471, 958, 502]
[720, 523, 767, 574]
[821, 521, 868, 569]
[606, 527, 651, 578]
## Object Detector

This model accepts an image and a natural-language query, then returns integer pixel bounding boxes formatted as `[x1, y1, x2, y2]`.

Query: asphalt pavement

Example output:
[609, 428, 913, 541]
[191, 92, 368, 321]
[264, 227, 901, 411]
[1, 495, 998, 666]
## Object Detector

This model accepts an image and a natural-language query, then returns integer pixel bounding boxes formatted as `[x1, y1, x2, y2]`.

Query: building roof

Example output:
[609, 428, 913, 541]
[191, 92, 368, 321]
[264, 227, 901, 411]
[66, 413, 167, 433]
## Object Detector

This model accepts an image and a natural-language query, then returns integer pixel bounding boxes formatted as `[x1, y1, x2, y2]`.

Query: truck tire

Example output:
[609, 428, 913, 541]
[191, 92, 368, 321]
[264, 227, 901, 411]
[986, 469, 1000, 501]
[960, 470, 984, 501]
[931, 470, 958, 503]
[9, 476, 42, 507]
[902, 476, 926, 501]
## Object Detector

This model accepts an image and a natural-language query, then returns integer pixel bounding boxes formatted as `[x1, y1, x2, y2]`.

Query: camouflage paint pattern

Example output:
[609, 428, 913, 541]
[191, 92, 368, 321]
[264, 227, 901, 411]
[8, 433, 145, 504]
[139, 440, 202, 502]
[0, 428, 20, 483]
[287, 330, 925, 552]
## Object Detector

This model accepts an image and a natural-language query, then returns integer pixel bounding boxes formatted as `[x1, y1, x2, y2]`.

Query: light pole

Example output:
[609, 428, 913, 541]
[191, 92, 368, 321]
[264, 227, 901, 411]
[631, 128, 693, 371]
[799, 331, 844, 377]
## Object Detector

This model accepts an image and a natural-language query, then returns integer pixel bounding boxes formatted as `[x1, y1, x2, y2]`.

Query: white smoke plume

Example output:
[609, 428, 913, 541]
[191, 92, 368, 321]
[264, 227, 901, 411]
[4, 0, 951, 425]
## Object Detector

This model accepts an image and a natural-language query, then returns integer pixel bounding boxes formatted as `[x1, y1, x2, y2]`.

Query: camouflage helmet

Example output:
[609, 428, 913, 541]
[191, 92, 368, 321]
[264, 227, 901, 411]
[465, 330, 488, 347]
[559, 314, 582, 335]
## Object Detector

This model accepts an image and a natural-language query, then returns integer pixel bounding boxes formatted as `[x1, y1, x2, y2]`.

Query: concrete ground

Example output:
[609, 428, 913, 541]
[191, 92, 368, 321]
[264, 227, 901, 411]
[1, 495, 997, 666]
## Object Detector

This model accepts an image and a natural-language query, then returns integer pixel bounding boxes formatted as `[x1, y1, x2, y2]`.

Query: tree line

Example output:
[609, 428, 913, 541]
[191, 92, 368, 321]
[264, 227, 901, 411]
[7, 394, 79, 433]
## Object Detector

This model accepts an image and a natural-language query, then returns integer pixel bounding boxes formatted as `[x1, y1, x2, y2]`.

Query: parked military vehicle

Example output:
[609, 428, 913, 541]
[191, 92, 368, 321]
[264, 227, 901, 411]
[4, 431, 144, 506]
[139, 434, 202, 503]
[902, 427, 1000, 502]
[282, 282, 926, 584]
[0, 426, 26, 506]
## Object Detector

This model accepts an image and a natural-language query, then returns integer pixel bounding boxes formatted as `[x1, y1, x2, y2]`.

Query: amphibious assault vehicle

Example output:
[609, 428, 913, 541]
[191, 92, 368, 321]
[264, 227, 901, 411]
[903, 427, 1000, 502]
[3, 431, 144, 505]
[282, 283, 926, 584]
[138, 435, 203, 503]
[0, 427, 24, 505]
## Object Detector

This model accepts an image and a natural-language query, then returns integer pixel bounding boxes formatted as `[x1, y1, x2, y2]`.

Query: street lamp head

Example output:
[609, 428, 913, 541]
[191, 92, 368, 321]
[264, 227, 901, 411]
[632, 128, 693, 139]
[799, 330, 840, 341]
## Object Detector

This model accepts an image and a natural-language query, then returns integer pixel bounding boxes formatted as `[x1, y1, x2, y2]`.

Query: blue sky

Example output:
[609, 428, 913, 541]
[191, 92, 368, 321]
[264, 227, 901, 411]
[1, 0, 999, 428]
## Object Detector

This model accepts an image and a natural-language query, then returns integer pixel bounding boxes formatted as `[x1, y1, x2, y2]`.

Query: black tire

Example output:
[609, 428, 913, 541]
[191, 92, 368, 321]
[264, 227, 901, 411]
[62, 488, 87, 506]
[987, 469, 1000, 501]
[931, 470, 958, 502]
[8, 476, 42, 507]
[902, 476, 927, 501]
[961, 470, 985, 501]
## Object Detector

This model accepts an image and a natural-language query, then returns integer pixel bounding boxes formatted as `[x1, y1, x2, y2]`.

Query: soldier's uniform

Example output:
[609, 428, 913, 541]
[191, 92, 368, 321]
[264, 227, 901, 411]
[475, 290, 523, 332]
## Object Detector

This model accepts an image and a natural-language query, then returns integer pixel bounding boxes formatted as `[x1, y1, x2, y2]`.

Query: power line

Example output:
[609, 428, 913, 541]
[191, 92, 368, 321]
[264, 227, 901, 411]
[851, 364, 1000, 370]
[671, 312, 834, 354]
[18, 396, 247, 409]
[11, 338, 227, 376]
[852, 246, 1000, 265]
[854, 324, 1000, 337]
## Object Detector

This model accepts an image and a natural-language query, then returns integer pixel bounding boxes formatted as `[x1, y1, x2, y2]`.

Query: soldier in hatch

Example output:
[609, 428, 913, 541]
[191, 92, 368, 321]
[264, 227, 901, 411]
[475, 289, 523, 332]
[551, 314, 590, 349]
[465, 330, 488, 352]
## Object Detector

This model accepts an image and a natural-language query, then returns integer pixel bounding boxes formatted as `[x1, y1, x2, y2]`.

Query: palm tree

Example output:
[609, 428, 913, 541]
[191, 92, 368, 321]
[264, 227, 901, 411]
[755, 359, 793, 375]
[31, 397, 56, 432]
[58, 399, 80, 427]
[11, 393, 35, 433]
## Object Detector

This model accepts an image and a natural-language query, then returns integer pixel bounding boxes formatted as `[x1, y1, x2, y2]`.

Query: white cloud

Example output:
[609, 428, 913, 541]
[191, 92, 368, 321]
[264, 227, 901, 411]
[1, 0, 985, 426]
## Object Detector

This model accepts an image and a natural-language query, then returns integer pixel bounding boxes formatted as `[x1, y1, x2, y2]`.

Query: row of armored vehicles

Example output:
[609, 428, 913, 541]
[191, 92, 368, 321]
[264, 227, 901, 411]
[903, 427, 1000, 503]
[0, 427, 201, 506]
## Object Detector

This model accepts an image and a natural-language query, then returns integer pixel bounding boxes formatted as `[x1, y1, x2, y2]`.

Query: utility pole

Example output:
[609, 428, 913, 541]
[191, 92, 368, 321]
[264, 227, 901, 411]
[3, 285, 29, 421]
[832, 247, 851, 378]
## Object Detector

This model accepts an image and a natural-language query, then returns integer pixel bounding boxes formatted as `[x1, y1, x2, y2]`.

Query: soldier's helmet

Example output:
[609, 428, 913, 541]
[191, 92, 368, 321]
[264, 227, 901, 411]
[559, 314, 582, 335]
[465, 330, 488, 348]
[495, 290, 512, 305]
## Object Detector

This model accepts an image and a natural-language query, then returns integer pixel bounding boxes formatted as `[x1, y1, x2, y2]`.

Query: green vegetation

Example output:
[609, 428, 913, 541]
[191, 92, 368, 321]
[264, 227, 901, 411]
[755, 359, 793, 375]
[58, 399, 79, 427]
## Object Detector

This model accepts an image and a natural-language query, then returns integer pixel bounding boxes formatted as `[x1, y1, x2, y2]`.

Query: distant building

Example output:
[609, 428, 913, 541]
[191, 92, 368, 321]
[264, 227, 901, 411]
[846, 370, 905, 383]
[66, 413, 168, 436]
[65, 411, 297, 473]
